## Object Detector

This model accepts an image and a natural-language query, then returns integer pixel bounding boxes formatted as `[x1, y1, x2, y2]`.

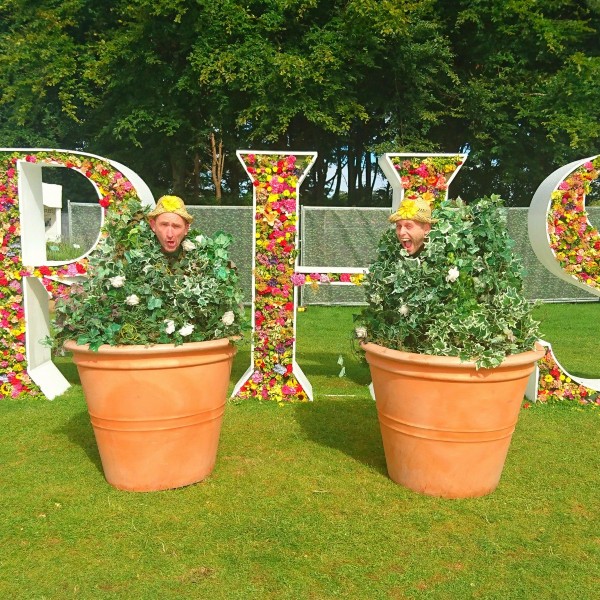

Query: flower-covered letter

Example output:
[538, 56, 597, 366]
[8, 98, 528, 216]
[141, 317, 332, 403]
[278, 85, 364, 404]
[233, 151, 316, 402]
[0, 149, 152, 399]
[529, 155, 600, 406]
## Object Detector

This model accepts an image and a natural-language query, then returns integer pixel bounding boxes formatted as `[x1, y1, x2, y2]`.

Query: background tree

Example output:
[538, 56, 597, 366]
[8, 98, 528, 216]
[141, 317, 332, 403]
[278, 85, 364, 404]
[0, 0, 598, 206]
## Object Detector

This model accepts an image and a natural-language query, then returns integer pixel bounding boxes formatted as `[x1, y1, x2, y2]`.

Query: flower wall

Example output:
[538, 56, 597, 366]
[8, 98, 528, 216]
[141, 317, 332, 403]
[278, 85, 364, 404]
[390, 154, 465, 210]
[234, 152, 316, 402]
[0, 151, 142, 399]
[536, 345, 598, 407]
[534, 156, 600, 407]
[547, 157, 600, 291]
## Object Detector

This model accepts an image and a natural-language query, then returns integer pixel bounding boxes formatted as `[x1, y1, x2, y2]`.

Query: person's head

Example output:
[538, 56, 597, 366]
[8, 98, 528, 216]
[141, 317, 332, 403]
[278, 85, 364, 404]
[147, 195, 193, 253]
[388, 197, 436, 255]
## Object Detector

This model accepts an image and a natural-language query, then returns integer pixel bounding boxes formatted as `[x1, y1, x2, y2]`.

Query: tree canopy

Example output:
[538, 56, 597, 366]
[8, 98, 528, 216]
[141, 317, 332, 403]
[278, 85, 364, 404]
[0, 0, 598, 205]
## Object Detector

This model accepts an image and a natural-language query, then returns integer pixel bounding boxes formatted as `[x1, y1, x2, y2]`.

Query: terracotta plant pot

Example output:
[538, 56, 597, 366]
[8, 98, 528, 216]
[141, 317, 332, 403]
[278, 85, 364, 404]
[64, 338, 236, 492]
[362, 342, 544, 499]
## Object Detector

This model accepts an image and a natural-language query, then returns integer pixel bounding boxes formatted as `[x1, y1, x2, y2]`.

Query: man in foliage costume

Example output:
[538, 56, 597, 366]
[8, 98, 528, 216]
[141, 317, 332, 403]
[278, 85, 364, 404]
[388, 196, 436, 256]
[357, 195, 539, 369]
[147, 195, 194, 255]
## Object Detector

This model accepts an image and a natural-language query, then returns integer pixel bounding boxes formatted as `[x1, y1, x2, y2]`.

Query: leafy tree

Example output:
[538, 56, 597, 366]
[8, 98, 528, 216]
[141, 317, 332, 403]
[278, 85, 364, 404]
[433, 0, 600, 205]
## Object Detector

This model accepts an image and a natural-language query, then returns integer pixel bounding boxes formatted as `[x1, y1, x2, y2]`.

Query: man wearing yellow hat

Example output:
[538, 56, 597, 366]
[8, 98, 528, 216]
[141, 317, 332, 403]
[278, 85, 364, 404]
[388, 196, 437, 256]
[147, 195, 194, 254]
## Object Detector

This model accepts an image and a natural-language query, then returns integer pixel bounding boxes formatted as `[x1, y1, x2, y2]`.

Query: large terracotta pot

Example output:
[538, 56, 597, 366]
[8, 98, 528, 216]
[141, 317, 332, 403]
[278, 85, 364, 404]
[64, 338, 236, 492]
[362, 342, 544, 499]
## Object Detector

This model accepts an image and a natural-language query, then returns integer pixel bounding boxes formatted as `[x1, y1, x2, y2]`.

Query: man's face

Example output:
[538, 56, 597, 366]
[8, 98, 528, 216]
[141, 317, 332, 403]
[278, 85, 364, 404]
[395, 219, 431, 255]
[149, 213, 190, 253]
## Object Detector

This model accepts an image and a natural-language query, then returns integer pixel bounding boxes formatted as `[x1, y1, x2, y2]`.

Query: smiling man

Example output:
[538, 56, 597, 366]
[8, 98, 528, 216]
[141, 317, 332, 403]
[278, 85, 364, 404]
[388, 197, 436, 256]
[147, 195, 193, 254]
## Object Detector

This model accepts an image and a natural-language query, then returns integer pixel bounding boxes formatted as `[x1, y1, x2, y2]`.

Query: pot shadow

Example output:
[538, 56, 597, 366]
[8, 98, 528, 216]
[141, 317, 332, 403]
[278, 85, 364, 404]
[56, 409, 103, 474]
[293, 395, 387, 476]
[295, 349, 373, 387]
[53, 353, 81, 385]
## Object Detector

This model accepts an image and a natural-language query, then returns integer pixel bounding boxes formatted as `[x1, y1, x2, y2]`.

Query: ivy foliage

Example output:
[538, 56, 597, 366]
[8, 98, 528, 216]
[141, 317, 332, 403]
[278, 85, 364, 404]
[357, 195, 540, 368]
[51, 200, 248, 351]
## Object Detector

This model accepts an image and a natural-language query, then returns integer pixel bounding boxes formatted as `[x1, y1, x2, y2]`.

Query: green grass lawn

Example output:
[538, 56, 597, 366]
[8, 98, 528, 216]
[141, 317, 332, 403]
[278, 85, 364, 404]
[0, 303, 598, 599]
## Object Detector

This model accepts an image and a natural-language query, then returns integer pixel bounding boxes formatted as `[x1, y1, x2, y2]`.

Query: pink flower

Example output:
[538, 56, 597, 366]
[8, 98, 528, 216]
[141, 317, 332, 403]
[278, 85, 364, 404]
[414, 163, 429, 177]
[290, 273, 306, 286]
[282, 385, 296, 395]
[558, 181, 570, 191]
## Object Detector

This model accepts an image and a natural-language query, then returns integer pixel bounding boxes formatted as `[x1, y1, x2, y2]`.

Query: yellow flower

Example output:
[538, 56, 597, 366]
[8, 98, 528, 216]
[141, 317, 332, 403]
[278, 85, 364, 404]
[422, 191, 434, 203]
[160, 196, 184, 212]
[396, 199, 418, 220]
[544, 374, 554, 383]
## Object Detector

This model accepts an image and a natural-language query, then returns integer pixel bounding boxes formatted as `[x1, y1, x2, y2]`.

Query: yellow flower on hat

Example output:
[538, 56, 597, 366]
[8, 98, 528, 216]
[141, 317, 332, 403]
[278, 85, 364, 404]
[396, 199, 418, 220]
[160, 196, 183, 212]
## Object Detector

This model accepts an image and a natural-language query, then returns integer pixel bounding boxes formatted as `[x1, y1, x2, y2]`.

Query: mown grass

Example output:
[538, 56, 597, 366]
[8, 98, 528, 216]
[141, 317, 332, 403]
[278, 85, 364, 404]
[0, 303, 598, 599]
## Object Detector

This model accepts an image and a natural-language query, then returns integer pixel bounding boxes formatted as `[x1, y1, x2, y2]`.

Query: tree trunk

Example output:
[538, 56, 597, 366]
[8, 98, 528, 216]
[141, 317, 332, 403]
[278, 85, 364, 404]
[210, 132, 225, 204]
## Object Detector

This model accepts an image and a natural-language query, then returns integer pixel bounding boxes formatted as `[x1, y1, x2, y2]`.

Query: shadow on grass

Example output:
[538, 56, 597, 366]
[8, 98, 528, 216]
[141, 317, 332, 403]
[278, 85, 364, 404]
[53, 354, 81, 385]
[296, 351, 372, 386]
[57, 409, 103, 475]
[293, 397, 387, 476]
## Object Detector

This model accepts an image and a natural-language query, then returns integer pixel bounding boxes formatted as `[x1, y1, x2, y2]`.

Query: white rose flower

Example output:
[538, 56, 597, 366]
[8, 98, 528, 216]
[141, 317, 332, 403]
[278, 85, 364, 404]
[125, 294, 139, 306]
[182, 239, 196, 251]
[221, 311, 235, 326]
[194, 234, 206, 245]
[164, 319, 176, 334]
[446, 266, 460, 283]
[355, 326, 368, 339]
[72, 243, 81, 249]
[399, 305, 409, 316]
[109, 275, 126, 288]
[179, 323, 195, 337]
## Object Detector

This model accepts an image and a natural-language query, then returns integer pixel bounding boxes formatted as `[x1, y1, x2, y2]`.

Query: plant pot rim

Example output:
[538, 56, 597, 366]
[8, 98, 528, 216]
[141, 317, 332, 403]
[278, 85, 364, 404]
[64, 337, 237, 356]
[360, 341, 545, 370]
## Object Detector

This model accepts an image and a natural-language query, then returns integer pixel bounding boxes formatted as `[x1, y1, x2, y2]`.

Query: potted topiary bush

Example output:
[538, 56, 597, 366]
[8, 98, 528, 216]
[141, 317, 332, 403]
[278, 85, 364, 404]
[355, 195, 543, 498]
[51, 196, 247, 492]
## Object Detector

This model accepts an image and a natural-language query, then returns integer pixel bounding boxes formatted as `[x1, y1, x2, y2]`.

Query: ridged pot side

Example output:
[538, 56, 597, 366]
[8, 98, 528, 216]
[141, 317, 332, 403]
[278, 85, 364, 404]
[362, 342, 544, 499]
[64, 339, 236, 492]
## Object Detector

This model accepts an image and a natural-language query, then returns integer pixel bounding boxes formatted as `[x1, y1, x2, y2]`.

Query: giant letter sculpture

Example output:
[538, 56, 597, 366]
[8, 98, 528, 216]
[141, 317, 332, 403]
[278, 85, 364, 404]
[528, 156, 600, 405]
[233, 151, 317, 402]
[0, 149, 153, 400]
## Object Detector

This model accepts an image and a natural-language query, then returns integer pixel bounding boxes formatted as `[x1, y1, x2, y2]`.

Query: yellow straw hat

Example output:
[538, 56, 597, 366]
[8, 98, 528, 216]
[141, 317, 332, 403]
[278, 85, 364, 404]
[389, 197, 437, 224]
[147, 195, 193, 224]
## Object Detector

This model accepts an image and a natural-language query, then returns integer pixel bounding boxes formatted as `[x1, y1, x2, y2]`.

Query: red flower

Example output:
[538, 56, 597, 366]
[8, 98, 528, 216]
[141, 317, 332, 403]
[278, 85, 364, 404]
[38, 265, 52, 276]
[99, 196, 110, 208]
[75, 263, 86, 274]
